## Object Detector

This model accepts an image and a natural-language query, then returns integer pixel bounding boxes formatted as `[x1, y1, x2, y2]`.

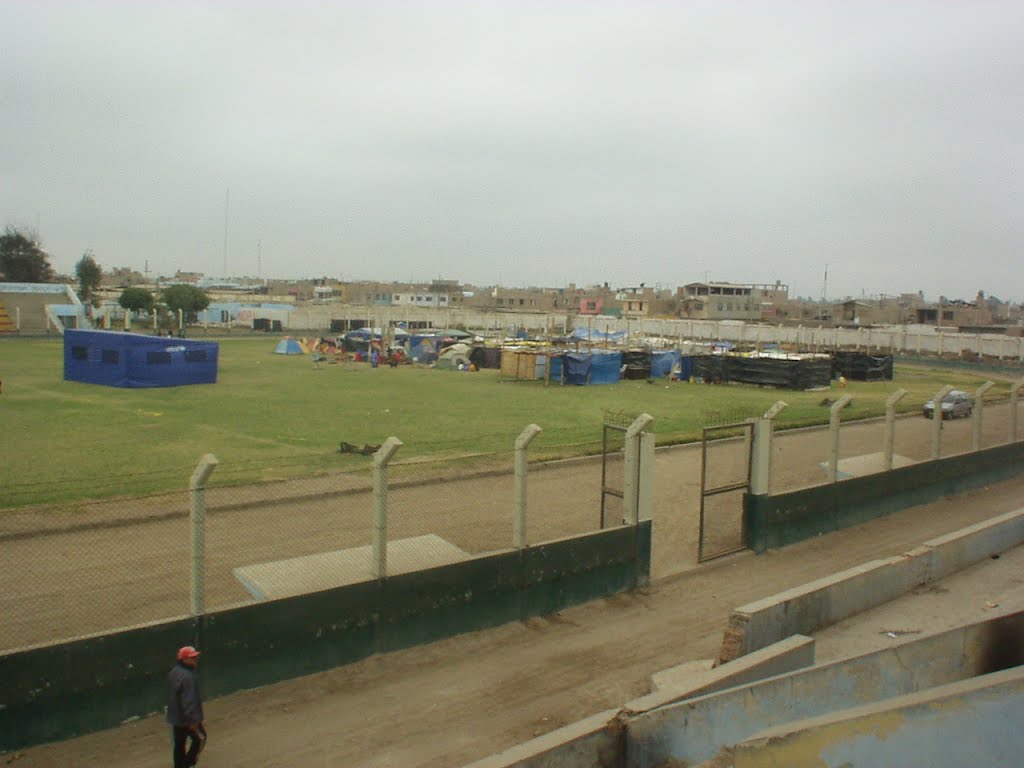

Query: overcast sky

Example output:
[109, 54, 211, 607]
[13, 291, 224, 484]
[2, 2, 1022, 301]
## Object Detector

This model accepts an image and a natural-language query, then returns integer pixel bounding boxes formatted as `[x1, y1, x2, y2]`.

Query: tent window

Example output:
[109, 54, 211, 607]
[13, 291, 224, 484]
[101, 349, 119, 364]
[71, 346, 88, 360]
[147, 351, 172, 365]
[185, 350, 207, 363]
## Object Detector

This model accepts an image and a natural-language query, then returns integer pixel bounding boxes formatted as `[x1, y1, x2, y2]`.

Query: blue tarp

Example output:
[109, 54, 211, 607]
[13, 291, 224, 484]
[651, 349, 682, 378]
[572, 327, 628, 342]
[590, 351, 622, 384]
[64, 329, 218, 388]
[410, 334, 441, 363]
[563, 353, 592, 385]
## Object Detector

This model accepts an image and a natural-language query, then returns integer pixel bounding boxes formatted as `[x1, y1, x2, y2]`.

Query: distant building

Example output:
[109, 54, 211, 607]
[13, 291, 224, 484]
[677, 281, 788, 321]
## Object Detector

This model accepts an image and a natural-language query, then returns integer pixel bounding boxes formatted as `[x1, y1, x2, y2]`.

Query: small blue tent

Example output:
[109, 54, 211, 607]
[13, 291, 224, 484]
[64, 329, 218, 388]
[274, 338, 305, 355]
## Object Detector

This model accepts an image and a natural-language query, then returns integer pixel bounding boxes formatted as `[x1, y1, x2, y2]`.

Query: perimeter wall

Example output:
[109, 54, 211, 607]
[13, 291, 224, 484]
[744, 439, 1024, 553]
[0, 521, 651, 752]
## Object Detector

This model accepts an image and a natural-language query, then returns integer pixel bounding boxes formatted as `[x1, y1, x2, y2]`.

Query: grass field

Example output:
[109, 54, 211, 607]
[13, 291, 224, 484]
[0, 337, 1013, 508]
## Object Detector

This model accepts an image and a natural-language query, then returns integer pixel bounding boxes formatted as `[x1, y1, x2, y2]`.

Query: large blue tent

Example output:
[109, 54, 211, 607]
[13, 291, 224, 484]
[64, 330, 218, 388]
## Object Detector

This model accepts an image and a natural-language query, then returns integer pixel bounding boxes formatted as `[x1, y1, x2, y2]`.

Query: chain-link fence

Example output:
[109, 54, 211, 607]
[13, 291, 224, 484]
[0, 432, 619, 653]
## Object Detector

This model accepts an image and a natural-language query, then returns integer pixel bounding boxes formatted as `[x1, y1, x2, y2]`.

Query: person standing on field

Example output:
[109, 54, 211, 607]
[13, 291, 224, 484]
[167, 646, 206, 767]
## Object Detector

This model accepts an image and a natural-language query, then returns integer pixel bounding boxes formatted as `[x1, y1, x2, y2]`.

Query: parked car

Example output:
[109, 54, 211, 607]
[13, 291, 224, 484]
[923, 390, 973, 420]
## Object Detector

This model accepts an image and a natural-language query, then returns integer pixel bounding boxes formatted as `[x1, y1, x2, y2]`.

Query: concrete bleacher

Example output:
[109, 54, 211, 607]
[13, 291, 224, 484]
[0, 283, 86, 333]
[465, 510, 1024, 768]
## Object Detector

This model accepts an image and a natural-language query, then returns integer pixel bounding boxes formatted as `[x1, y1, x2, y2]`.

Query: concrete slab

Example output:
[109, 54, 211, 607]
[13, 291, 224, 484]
[818, 451, 913, 480]
[233, 534, 472, 600]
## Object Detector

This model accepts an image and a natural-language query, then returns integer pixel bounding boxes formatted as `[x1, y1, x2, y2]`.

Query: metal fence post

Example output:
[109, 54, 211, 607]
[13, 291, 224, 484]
[372, 437, 403, 579]
[189, 454, 218, 616]
[827, 396, 853, 483]
[883, 389, 908, 470]
[514, 424, 542, 548]
[972, 381, 994, 451]
[931, 385, 953, 460]
[623, 413, 654, 525]
[1010, 379, 1024, 444]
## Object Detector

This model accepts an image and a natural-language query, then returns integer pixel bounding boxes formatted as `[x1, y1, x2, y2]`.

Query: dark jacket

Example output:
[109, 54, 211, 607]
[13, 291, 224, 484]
[166, 662, 204, 726]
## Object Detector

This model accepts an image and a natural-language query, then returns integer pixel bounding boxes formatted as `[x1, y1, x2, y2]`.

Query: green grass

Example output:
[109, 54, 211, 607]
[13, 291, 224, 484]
[0, 338, 1013, 508]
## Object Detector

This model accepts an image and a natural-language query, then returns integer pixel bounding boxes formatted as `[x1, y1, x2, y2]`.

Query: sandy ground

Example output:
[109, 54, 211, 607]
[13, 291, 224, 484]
[4, 405, 1023, 766]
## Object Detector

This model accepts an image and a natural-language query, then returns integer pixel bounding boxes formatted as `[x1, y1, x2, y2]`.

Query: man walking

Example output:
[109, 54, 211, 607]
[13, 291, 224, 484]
[167, 646, 206, 767]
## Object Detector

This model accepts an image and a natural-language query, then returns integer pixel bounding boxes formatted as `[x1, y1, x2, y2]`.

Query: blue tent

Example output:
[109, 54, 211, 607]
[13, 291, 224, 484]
[64, 329, 218, 388]
[274, 338, 305, 355]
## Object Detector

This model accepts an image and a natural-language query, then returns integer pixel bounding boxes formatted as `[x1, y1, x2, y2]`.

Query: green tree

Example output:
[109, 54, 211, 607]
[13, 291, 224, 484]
[118, 286, 154, 314]
[162, 284, 210, 323]
[0, 227, 56, 283]
[75, 250, 103, 305]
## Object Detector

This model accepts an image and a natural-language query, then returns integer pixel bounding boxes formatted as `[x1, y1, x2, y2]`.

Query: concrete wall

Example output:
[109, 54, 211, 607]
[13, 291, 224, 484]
[626, 610, 1024, 768]
[719, 508, 1024, 662]
[744, 439, 1024, 553]
[731, 666, 1024, 768]
[463, 635, 816, 768]
[0, 521, 650, 753]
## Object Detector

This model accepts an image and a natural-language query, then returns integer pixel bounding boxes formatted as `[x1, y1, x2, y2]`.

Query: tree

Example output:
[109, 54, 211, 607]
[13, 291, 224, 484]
[75, 250, 103, 305]
[118, 286, 154, 314]
[162, 284, 210, 323]
[0, 227, 56, 283]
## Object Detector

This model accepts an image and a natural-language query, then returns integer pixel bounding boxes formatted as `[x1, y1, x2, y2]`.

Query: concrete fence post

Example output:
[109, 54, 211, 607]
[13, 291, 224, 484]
[972, 381, 994, 451]
[931, 385, 954, 460]
[883, 389, 908, 470]
[1010, 379, 1024, 444]
[751, 401, 787, 495]
[372, 437, 403, 579]
[189, 454, 219, 616]
[623, 413, 654, 525]
[513, 424, 542, 548]
[827, 395, 853, 482]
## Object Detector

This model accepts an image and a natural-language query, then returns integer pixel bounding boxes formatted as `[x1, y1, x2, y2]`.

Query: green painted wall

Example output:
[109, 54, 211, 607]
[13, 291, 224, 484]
[745, 441, 1024, 552]
[0, 521, 651, 752]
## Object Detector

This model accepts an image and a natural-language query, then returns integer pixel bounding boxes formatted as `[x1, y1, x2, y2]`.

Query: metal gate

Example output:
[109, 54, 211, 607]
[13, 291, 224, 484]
[698, 421, 754, 562]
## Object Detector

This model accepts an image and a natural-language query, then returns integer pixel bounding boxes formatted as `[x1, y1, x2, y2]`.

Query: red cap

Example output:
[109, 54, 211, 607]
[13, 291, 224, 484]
[177, 646, 201, 661]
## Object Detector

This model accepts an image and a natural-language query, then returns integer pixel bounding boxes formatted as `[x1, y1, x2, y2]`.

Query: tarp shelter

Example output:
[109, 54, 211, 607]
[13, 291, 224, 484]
[562, 353, 592, 385]
[651, 349, 682, 378]
[831, 352, 894, 381]
[693, 354, 831, 390]
[273, 338, 307, 355]
[621, 349, 652, 380]
[561, 351, 622, 385]
[410, 334, 440, 363]
[64, 329, 218, 388]
[590, 351, 623, 384]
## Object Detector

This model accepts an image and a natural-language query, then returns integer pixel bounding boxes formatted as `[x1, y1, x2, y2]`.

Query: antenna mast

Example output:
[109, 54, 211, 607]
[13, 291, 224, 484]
[820, 264, 828, 302]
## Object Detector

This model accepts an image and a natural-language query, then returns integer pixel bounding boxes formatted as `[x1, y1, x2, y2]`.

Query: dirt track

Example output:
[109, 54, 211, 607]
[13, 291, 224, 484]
[6, 405, 1024, 767]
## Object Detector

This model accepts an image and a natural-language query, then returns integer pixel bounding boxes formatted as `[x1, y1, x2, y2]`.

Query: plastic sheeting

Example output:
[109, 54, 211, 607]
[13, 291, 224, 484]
[621, 350, 652, 380]
[651, 349, 682, 378]
[590, 351, 623, 385]
[692, 355, 831, 390]
[831, 352, 894, 381]
[63, 329, 218, 388]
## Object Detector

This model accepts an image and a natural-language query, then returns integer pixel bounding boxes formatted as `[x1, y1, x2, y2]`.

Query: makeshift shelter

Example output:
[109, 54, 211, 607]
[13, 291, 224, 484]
[64, 329, 218, 388]
[831, 352, 894, 381]
[651, 349, 682, 378]
[693, 354, 831, 390]
[273, 338, 307, 355]
[621, 349, 652, 380]
[561, 351, 622, 385]
[410, 334, 441, 363]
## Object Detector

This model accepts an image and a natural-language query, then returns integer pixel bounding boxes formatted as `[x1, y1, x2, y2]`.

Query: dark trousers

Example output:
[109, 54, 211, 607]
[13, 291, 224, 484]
[172, 724, 205, 767]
